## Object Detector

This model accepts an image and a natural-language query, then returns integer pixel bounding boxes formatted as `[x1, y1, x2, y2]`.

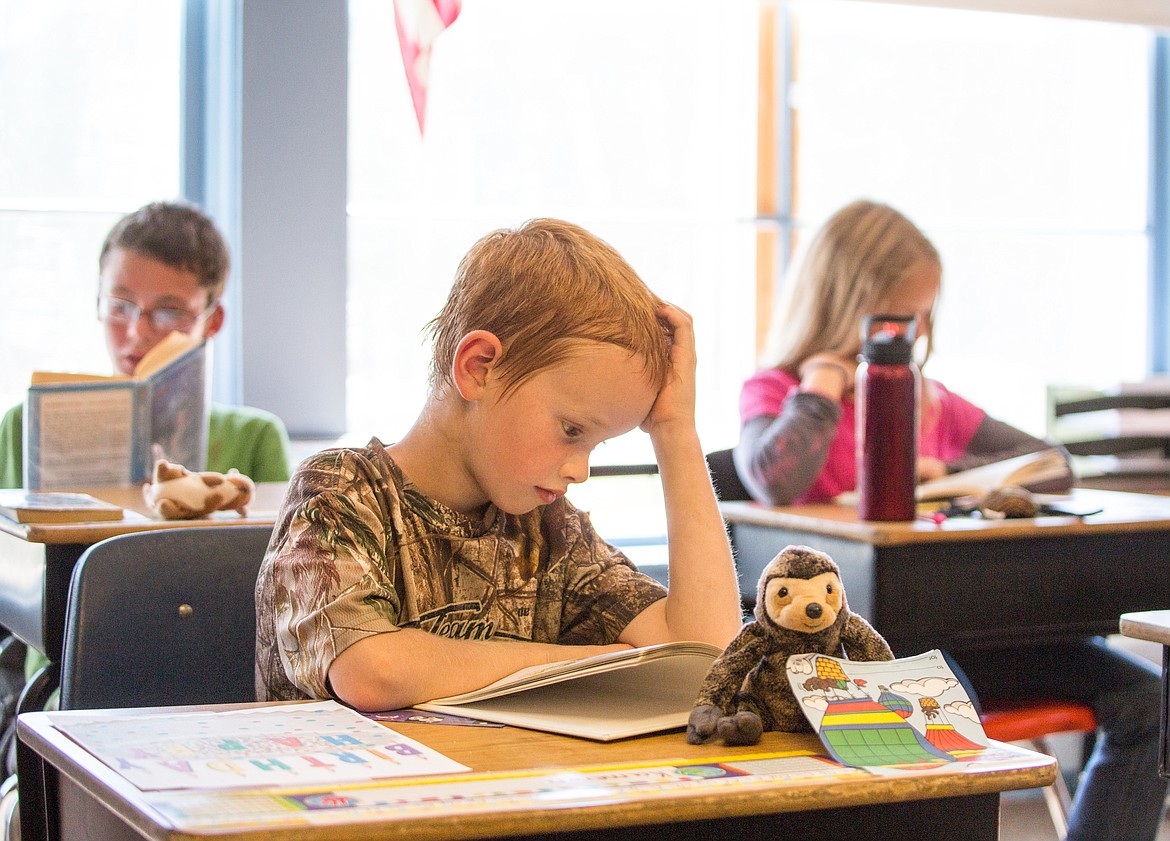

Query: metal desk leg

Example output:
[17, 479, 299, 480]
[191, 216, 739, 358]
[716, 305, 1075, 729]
[1161, 645, 1169, 778]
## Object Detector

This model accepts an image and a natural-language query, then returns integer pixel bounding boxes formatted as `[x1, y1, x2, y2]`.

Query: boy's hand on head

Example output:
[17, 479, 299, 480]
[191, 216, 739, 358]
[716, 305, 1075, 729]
[640, 303, 697, 437]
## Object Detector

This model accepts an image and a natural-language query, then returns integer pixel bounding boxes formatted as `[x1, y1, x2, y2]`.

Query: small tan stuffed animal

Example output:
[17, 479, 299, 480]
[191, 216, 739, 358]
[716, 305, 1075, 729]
[687, 544, 893, 746]
[142, 459, 255, 520]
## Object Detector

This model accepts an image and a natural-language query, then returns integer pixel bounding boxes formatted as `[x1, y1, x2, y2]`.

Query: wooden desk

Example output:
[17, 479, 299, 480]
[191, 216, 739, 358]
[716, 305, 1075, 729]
[1119, 609, 1170, 777]
[721, 488, 1170, 652]
[17, 702, 1055, 841]
[0, 483, 285, 712]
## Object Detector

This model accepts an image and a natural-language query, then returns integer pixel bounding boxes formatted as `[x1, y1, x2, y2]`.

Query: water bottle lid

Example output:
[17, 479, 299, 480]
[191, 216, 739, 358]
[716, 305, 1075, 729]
[861, 314, 915, 364]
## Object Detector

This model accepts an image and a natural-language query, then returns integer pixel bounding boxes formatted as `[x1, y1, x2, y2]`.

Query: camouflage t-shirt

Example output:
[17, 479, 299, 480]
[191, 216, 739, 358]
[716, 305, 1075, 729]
[255, 438, 667, 701]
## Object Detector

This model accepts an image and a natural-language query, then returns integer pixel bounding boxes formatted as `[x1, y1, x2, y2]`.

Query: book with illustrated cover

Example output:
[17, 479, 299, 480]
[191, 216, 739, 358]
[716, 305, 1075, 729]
[0, 490, 123, 525]
[413, 641, 723, 741]
[23, 332, 209, 490]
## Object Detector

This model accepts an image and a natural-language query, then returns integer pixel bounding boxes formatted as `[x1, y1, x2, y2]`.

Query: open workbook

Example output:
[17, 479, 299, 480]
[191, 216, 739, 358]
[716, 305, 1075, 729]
[23, 332, 208, 489]
[413, 641, 722, 741]
[914, 447, 1072, 502]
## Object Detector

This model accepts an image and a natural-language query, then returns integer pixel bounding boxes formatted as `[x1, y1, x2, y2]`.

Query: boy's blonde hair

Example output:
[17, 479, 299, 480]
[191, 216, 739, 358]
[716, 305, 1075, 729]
[428, 218, 670, 395]
[762, 199, 940, 373]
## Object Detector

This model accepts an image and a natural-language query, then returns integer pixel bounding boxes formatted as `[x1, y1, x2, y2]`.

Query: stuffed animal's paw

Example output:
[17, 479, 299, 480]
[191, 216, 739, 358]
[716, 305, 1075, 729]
[686, 704, 723, 744]
[716, 711, 764, 746]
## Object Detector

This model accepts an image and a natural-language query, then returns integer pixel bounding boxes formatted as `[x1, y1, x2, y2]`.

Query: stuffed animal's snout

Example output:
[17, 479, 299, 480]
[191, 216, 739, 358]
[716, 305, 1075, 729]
[765, 570, 842, 634]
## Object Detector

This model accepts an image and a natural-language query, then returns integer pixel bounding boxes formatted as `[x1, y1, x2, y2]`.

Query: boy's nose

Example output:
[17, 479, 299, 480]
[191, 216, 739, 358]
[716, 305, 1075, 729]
[563, 454, 590, 485]
[125, 310, 155, 340]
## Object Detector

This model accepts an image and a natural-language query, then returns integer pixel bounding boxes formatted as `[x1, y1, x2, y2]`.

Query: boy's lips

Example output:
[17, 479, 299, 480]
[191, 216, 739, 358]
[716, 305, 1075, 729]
[536, 487, 561, 505]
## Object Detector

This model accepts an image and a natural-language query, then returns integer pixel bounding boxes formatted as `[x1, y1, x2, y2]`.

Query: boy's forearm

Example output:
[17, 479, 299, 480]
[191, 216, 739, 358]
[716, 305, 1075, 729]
[650, 424, 743, 646]
[328, 628, 629, 711]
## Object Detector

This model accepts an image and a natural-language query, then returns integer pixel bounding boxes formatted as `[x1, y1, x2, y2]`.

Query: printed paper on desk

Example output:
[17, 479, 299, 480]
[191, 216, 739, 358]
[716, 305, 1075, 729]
[786, 649, 1015, 775]
[50, 701, 469, 791]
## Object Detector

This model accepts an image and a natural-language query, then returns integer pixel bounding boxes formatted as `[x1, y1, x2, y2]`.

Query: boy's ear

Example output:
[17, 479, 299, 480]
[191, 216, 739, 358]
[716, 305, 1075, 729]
[200, 301, 226, 340]
[451, 330, 504, 400]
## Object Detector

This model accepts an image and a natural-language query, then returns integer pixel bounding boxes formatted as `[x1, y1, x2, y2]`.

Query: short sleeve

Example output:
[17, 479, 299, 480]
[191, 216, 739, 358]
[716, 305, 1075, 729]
[923, 381, 988, 462]
[255, 448, 402, 700]
[0, 403, 23, 489]
[546, 499, 667, 645]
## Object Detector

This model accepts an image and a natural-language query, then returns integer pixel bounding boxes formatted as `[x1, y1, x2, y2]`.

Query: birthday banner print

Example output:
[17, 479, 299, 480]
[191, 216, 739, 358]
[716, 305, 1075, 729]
[51, 701, 469, 790]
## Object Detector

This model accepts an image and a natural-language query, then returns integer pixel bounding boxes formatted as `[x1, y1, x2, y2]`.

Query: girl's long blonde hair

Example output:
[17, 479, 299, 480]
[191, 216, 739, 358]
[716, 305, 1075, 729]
[761, 200, 940, 373]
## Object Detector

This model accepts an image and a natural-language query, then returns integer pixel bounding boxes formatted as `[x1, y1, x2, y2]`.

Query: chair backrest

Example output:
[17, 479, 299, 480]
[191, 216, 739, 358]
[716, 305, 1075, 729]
[59, 525, 274, 711]
[1047, 382, 1170, 492]
[706, 448, 752, 502]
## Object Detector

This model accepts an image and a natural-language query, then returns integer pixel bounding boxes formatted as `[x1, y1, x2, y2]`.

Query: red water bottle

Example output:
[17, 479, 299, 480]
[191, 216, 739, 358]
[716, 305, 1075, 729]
[856, 314, 920, 521]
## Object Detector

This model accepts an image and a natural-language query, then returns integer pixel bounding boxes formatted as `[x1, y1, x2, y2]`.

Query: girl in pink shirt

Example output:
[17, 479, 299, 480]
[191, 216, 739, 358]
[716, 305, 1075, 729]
[735, 200, 1061, 506]
[733, 200, 1164, 841]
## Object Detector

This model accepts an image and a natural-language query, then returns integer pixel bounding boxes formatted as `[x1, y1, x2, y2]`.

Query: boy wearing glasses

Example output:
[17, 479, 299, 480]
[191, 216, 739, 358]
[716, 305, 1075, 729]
[0, 201, 292, 488]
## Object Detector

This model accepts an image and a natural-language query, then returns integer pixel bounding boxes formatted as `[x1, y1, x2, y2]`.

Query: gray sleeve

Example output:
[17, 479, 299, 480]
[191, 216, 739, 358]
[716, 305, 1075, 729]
[734, 391, 842, 506]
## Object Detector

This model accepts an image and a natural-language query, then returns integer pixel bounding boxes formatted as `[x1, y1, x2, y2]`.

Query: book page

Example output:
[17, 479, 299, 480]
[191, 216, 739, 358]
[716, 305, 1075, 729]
[135, 331, 202, 379]
[416, 650, 716, 743]
[915, 448, 1069, 502]
[424, 641, 721, 705]
[25, 387, 135, 489]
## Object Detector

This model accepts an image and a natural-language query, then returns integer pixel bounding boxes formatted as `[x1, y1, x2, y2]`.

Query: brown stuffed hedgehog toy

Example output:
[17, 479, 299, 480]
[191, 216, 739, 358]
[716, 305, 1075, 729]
[687, 544, 892, 746]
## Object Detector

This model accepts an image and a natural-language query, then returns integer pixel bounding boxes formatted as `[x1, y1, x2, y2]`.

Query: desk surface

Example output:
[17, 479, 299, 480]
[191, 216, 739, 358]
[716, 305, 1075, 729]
[720, 488, 1170, 546]
[18, 703, 1056, 841]
[720, 488, 1170, 650]
[1120, 610, 1170, 646]
[0, 482, 287, 545]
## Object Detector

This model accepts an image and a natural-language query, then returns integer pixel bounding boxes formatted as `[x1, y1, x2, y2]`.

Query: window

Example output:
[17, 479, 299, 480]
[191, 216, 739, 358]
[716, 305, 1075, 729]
[0, 1, 183, 412]
[347, 0, 759, 464]
[780, 1, 1151, 434]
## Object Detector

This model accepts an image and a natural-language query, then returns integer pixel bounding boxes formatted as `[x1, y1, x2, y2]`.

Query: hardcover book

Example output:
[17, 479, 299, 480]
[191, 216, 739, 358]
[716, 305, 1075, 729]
[23, 332, 208, 490]
[0, 490, 123, 524]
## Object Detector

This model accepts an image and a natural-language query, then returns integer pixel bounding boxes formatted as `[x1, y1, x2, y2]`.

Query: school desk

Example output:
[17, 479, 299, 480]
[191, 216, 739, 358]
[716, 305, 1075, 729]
[16, 701, 1055, 841]
[1119, 609, 1170, 777]
[0, 483, 286, 714]
[720, 488, 1170, 652]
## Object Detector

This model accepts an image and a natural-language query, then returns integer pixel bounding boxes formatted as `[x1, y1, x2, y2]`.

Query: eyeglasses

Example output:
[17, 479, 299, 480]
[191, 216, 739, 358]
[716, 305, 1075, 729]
[97, 295, 218, 333]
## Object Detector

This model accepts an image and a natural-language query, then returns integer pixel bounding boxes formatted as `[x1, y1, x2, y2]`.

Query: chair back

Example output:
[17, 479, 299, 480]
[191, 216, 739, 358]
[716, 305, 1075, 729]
[59, 525, 274, 711]
[1048, 381, 1170, 492]
[706, 448, 752, 502]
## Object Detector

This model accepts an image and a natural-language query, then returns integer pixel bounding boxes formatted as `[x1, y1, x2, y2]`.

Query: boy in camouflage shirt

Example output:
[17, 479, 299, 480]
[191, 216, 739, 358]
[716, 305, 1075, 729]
[256, 219, 742, 710]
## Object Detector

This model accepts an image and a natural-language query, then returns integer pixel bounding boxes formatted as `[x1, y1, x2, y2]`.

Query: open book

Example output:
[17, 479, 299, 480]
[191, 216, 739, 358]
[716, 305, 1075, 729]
[413, 641, 722, 741]
[24, 332, 208, 489]
[915, 447, 1071, 502]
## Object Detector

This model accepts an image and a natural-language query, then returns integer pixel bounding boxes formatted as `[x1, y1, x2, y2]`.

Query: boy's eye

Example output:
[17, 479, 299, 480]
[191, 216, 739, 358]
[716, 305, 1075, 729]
[561, 422, 582, 439]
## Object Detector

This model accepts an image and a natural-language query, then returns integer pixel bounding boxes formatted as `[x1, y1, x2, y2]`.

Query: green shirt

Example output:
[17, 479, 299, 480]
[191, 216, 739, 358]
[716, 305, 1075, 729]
[0, 401, 293, 489]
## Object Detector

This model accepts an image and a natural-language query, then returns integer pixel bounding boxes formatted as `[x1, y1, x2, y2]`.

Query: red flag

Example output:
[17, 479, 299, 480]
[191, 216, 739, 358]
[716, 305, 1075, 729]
[393, 0, 461, 135]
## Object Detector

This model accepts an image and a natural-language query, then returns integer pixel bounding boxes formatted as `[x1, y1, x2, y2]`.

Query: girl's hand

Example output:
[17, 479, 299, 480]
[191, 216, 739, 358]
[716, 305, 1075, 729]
[798, 353, 857, 399]
[640, 303, 697, 436]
